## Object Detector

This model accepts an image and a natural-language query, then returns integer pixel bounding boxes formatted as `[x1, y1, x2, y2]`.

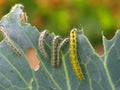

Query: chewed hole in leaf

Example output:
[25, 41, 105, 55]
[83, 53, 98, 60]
[94, 44, 104, 55]
[25, 47, 40, 71]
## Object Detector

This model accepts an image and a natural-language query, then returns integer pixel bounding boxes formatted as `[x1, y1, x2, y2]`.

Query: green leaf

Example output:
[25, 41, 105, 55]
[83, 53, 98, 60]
[0, 4, 120, 90]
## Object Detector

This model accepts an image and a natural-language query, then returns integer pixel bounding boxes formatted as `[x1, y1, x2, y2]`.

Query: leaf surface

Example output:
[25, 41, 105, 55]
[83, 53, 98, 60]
[0, 4, 120, 90]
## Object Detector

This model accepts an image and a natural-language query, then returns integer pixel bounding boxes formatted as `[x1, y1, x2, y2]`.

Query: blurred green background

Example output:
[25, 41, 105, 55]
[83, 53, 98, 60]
[0, 0, 120, 54]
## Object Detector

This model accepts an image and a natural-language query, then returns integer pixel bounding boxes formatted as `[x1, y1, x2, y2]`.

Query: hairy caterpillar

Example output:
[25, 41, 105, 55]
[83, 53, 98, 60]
[56, 38, 69, 67]
[69, 28, 85, 80]
[0, 25, 21, 56]
[51, 35, 60, 67]
[20, 12, 28, 23]
[38, 30, 49, 59]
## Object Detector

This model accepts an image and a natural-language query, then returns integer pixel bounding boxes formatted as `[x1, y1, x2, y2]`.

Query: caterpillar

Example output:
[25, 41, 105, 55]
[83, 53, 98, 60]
[38, 30, 49, 59]
[51, 35, 60, 67]
[20, 12, 28, 23]
[0, 25, 21, 56]
[69, 28, 85, 80]
[56, 38, 69, 67]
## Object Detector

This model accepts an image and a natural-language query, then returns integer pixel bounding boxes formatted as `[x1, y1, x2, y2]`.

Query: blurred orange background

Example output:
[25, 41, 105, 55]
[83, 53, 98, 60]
[0, 0, 120, 55]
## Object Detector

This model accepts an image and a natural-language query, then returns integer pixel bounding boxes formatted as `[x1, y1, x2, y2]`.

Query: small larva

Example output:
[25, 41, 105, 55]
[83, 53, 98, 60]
[69, 28, 85, 80]
[38, 30, 49, 59]
[51, 35, 60, 67]
[0, 25, 21, 56]
[56, 38, 69, 67]
[20, 12, 28, 23]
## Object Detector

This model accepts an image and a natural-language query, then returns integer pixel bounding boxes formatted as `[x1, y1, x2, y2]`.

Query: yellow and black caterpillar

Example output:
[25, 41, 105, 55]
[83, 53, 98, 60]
[69, 28, 85, 80]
